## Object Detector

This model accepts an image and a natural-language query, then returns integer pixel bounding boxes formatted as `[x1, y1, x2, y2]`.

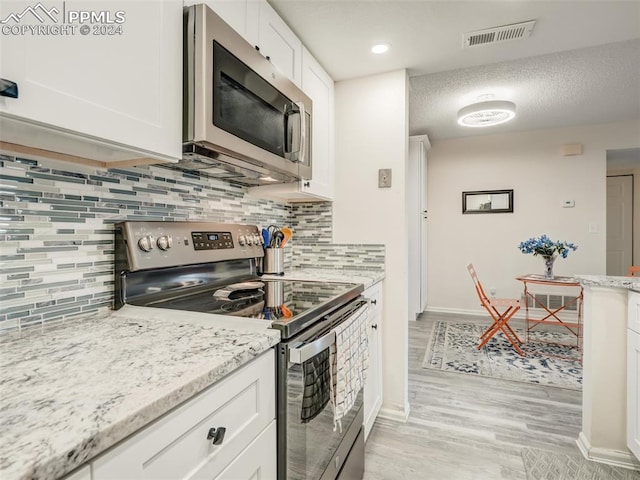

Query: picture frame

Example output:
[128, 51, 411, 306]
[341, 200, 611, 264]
[462, 189, 514, 214]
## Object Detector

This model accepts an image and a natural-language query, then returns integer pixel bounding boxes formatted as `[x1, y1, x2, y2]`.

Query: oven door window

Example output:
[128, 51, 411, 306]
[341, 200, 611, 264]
[286, 360, 363, 479]
[213, 41, 294, 159]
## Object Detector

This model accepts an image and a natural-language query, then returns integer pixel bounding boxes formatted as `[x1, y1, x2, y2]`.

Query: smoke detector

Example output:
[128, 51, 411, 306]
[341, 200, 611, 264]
[463, 20, 536, 48]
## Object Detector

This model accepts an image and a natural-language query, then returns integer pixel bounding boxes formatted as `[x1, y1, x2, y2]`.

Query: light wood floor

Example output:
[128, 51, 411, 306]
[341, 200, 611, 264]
[362, 311, 583, 480]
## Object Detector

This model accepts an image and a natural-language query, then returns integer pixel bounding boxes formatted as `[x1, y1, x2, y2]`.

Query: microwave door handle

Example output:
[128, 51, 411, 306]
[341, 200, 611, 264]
[289, 330, 335, 364]
[283, 103, 299, 160]
[295, 101, 306, 165]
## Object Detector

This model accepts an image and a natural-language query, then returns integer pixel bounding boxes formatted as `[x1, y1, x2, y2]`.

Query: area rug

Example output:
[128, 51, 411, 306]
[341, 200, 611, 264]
[521, 447, 639, 480]
[422, 321, 582, 389]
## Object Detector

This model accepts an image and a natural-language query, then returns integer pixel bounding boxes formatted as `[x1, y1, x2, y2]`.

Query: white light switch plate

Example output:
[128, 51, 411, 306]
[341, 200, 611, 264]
[378, 169, 392, 188]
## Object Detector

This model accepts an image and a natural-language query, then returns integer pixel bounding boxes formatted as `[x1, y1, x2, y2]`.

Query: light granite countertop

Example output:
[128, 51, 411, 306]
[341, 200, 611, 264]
[0, 305, 280, 480]
[575, 274, 640, 291]
[265, 267, 385, 289]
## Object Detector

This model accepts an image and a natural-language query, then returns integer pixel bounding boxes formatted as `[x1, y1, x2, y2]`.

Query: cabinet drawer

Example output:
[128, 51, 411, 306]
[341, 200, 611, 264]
[93, 349, 275, 480]
[629, 291, 640, 335]
[215, 420, 276, 480]
[364, 282, 383, 318]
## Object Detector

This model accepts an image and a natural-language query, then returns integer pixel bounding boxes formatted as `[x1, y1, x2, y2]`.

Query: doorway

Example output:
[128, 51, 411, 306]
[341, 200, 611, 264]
[606, 148, 640, 275]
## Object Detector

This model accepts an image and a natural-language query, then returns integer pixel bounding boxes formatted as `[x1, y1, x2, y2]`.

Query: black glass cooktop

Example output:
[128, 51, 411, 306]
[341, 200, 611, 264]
[135, 279, 363, 339]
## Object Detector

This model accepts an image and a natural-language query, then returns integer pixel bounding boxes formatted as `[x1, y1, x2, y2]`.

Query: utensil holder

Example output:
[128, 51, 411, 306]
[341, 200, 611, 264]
[262, 248, 284, 275]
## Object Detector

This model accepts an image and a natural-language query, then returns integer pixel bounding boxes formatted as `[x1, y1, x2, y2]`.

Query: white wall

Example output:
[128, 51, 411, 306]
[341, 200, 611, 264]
[333, 70, 410, 420]
[427, 120, 640, 313]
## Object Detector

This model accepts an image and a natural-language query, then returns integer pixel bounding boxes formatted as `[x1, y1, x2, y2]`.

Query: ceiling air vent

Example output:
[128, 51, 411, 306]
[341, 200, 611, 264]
[463, 20, 536, 48]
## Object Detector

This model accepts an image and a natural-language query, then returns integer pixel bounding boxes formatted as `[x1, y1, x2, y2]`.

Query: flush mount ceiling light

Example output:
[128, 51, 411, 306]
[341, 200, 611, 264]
[457, 100, 516, 128]
[371, 43, 390, 54]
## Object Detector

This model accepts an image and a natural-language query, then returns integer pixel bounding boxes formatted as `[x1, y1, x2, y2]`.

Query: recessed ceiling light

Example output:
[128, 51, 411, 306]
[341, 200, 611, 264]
[457, 100, 516, 128]
[371, 43, 390, 54]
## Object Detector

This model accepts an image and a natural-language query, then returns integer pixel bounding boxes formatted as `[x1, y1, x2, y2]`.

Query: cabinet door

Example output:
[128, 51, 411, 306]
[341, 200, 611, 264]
[246, 47, 334, 203]
[0, 0, 181, 161]
[628, 329, 640, 460]
[215, 421, 276, 480]
[300, 47, 334, 201]
[363, 282, 383, 440]
[257, 1, 302, 86]
[92, 350, 275, 480]
[629, 291, 640, 334]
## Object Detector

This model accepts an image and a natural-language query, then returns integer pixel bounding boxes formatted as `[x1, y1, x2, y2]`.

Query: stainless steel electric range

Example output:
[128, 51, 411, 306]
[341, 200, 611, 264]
[114, 221, 367, 480]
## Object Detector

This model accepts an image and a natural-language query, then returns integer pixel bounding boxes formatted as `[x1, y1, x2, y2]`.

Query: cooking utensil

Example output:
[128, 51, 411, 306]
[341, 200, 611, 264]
[280, 227, 292, 248]
[267, 225, 279, 248]
[272, 231, 284, 248]
[261, 228, 270, 247]
[280, 304, 293, 318]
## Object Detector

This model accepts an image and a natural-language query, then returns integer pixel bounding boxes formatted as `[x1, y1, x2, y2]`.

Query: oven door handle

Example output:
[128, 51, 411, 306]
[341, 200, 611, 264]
[288, 300, 368, 365]
[289, 330, 335, 365]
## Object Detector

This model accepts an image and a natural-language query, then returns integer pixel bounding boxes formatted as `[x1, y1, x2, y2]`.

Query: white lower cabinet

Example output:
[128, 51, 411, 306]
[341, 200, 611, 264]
[91, 349, 276, 480]
[363, 282, 383, 440]
[215, 421, 276, 479]
[628, 291, 640, 460]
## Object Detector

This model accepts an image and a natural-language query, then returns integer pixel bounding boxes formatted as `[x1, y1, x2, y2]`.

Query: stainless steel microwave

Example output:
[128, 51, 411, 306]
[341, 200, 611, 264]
[182, 4, 312, 186]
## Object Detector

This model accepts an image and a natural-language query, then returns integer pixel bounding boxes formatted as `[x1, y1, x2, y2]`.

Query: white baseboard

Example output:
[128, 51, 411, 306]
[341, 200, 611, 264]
[377, 403, 410, 423]
[577, 432, 640, 470]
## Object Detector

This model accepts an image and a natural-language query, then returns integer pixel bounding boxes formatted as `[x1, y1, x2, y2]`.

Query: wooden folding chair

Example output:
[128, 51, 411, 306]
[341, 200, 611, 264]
[628, 266, 640, 277]
[467, 263, 524, 356]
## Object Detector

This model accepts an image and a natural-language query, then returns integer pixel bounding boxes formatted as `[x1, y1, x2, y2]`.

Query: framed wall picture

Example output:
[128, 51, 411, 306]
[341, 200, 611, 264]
[462, 189, 514, 214]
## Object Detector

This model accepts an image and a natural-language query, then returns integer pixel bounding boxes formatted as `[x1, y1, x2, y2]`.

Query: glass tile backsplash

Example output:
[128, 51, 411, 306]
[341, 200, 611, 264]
[0, 154, 383, 333]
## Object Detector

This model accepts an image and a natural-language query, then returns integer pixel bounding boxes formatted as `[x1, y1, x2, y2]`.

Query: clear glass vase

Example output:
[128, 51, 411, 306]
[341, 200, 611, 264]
[542, 255, 556, 279]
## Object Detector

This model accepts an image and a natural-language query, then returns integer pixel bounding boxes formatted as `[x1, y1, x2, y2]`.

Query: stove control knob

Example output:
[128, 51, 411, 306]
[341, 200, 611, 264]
[246, 235, 254, 245]
[138, 235, 154, 252]
[253, 233, 262, 245]
[238, 235, 247, 246]
[157, 235, 173, 251]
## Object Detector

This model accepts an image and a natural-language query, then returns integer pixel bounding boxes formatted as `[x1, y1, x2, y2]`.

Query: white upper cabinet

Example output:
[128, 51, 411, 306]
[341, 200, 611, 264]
[257, 1, 302, 86]
[248, 46, 334, 202]
[0, 0, 182, 166]
[191, 0, 335, 202]
[299, 46, 334, 200]
[193, 1, 301, 87]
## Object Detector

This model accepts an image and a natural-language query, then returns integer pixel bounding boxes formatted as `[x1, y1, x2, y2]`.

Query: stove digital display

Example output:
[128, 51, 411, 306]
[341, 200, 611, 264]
[191, 231, 234, 250]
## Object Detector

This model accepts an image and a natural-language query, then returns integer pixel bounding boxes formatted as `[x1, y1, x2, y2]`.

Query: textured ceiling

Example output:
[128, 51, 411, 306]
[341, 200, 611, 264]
[269, 0, 640, 140]
[409, 39, 640, 139]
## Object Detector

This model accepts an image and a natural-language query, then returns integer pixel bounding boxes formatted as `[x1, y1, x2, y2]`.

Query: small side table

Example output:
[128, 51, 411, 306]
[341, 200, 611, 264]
[515, 274, 584, 353]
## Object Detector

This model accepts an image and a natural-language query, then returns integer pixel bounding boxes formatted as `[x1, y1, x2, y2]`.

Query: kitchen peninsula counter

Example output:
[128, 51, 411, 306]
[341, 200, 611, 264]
[269, 267, 385, 289]
[574, 275, 640, 469]
[0, 306, 280, 480]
